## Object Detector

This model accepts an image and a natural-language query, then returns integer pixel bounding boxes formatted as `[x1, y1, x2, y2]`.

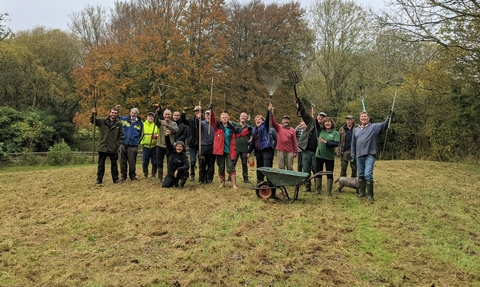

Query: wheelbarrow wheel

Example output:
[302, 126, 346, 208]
[255, 181, 276, 199]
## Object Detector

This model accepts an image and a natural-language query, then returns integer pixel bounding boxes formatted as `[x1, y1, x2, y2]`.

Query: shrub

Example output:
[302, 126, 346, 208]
[47, 140, 72, 166]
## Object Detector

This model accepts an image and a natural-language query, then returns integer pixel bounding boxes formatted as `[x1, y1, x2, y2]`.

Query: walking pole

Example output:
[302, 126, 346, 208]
[381, 83, 400, 158]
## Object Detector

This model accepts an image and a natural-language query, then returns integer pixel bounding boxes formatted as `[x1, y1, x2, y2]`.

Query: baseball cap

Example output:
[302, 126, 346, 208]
[194, 105, 202, 112]
[346, 115, 354, 119]
[147, 112, 155, 116]
[205, 110, 211, 114]
[318, 112, 327, 117]
[282, 115, 290, 120]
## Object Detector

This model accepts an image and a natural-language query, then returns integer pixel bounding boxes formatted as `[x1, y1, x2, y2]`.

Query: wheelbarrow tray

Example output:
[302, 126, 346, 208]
[257, 167, 310, 186]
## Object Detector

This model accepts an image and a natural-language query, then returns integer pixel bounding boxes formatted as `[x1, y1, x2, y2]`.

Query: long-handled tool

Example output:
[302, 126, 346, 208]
[92, 87, 98, 163]
[288, 71, 300, 102]
[381, 82, 400, 158]
[208, 78, 213, 134]
[261, 74, 283, 104]
[198, 100, 204, 161]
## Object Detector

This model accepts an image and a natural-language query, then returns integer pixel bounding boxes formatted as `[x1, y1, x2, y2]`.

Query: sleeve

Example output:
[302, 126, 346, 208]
[166, 121, 179, 133]
[270, 113, 280, 131]
[350, 131, 356, 159]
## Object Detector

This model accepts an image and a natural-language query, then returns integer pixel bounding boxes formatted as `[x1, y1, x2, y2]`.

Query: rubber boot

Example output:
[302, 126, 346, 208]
[189, 163, 195, 181]
[151, 166, 157, 178]
[304, 181, 311, 192]
[367, 181, 374, 202]
[143, 166, 148, 179]
[157, 167, 163, 184]
[178, 174, 188, 189]
[327, 178, 333, 196]
[231, 174, 237, 189]
[358, 178, 366, 198]
[314, 177, 323, 195]
[219, 175, 226, 187]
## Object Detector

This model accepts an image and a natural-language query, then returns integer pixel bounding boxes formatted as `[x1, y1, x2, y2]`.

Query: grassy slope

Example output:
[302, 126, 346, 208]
[0, 160, 479, 286]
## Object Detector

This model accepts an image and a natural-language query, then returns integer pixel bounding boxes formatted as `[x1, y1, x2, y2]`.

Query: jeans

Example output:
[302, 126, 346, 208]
[356, 154, 376, 182]
[142, 146, 157, 169]
[189, 145, 198, 166]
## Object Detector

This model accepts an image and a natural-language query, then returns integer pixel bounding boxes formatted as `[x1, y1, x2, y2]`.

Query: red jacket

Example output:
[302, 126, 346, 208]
[211, 110, 250, 160]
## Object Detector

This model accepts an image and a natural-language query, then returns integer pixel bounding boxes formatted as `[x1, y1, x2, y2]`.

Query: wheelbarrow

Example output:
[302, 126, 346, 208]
[251, 167, 333, 203]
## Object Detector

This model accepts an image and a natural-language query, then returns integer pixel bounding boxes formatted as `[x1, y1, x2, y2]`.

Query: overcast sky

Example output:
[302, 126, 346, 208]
[2, 0, 385, 33]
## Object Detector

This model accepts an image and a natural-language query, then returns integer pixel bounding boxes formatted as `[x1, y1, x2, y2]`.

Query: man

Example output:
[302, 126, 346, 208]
[181, 105, 203, 181]
[140, 112, 157, 178]
[317, 111, 327, 129]
[173, 110, 189, 143]
[269, 103, 297, 170]
[118, 107, 143, 181]
[351, 111, 390, 202]
[337, 115, 358, 177]
[155, 107, 178, 183]
[91, 106, 124, 184]
[198, 108, 215, 184]
[233, 112, 252, 183]
[295, 98, 321, 192]
[294, 121, 306, 172]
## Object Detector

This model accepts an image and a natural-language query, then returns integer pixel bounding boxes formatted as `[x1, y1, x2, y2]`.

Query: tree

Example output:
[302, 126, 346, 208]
[223, 0, 313, 117]
[0, 13, 12, 41]
[307, 0, 373, 115]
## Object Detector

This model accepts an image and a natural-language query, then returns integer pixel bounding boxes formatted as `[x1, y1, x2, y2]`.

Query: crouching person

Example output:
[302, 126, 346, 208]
[162, 140, 189, 189]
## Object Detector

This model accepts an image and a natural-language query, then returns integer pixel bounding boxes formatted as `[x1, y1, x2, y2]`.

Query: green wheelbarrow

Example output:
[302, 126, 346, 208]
[252, 167, 333, 203]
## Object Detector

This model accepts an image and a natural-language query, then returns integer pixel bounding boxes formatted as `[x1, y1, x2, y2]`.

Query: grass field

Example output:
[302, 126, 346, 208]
[1, 160, 479, 286]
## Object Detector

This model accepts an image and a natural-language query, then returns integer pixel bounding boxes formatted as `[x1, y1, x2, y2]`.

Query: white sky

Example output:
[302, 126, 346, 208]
[1, 0, 386, 33]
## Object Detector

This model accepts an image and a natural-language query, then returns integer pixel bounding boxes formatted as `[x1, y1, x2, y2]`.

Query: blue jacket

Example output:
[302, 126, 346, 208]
[248, 110, 277, 153]
[119, 116, 143, 147]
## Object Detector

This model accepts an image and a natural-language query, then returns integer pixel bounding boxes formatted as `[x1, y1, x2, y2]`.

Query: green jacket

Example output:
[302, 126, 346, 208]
[91, 114, 124, 153]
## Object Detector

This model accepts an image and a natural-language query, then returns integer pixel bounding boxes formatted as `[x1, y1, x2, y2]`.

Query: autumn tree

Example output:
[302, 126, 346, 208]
[223, 0, 313, 118]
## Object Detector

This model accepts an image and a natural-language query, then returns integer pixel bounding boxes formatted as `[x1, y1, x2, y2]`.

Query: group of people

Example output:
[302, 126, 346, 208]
[293, 97, 391, 201]
[91, 98, 390, 201]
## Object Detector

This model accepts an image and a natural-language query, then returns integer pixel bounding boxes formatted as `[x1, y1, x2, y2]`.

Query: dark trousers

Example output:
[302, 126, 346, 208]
[162, 170, 189, 188]
[234, 151, 249, 180]
[340, 151, 357, 177]
[297, 151, 303, 172]
[255, 148, 274, 183]
[156, 146, 169, 169]
[97, 152, 119, 183]
[316, 157, 334, 179]
[199, 145, 215, 183]
[120, 145, 138, 180]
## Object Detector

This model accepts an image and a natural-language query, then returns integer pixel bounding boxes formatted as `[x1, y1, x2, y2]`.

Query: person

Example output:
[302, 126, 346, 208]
[198, 108, 215, 184]
[162, 140, 189, 188]
[294, 121, 306, 172]
[173, 110, 189, 143]
[295, 97, 320, 192]
[247, 109, 277, 184]
[91, 106, 124, 184]
[269, 103, 297, 170]
[140, 112, 158, 178]
[337, 115, 358, 177]
[351, 111, 390, 201]
[117, 106, 143, 181]
[155, 107, 178, 184]
[211, 109, 251, 189]
[315, 117, 340, 196]
[181, 105, 203, 181]
[233, 112, 252, 183]
[317, 111, 327, 129]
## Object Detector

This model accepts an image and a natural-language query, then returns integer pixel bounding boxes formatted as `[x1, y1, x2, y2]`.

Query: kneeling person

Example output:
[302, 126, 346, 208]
[162, 140, 189, 188]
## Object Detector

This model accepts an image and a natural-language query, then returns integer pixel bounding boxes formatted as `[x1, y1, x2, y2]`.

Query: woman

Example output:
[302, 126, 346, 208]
[211, 109, 250, 189]
[162, 140, 189, 189]
[315, 117, 340, 196]
[247, 109, 277, 184]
